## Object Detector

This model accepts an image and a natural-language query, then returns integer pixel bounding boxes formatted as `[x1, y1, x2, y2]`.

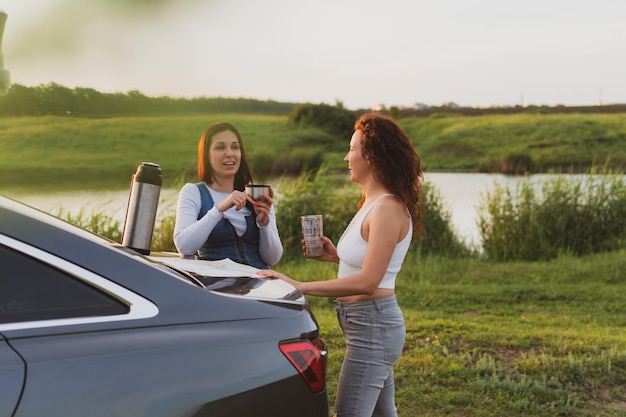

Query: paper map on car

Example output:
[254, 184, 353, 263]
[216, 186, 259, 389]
[147, 256, 304, 304]
[148, 257, 263, 278]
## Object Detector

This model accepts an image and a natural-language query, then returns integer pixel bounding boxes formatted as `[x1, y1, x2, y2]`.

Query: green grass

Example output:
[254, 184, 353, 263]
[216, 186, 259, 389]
[0, 114, 337, 188]
[277, 251, 626, 416]
[400, 113, 626, 173]
[2, 112, 625, 192]
[30, 180, 626, 417]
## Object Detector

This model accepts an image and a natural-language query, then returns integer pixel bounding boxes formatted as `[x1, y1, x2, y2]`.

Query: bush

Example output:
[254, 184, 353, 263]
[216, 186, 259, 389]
[478, 170, 626, 261]
[415, 183, 474, 257]
[251, 146, 326, 178]
[500, 153, 534, 175]
[288, 102, 357, 137]
[274, 166, 360, 262]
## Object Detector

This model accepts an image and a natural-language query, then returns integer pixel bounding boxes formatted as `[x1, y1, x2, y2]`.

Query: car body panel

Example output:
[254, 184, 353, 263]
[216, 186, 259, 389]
[8, 323, 319, 417]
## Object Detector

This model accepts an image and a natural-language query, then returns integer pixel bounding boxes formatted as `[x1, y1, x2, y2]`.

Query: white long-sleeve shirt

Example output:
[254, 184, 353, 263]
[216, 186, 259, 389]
[173, 183, 283, 266]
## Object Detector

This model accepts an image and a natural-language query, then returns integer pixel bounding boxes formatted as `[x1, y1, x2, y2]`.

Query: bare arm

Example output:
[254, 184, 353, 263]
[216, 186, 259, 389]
[258, 198, 408, 297]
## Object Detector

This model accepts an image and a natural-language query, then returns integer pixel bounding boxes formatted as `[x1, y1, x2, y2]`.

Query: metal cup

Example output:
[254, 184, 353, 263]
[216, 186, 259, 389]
[300, 215, 323, 257]
[245, 184, 271, 202]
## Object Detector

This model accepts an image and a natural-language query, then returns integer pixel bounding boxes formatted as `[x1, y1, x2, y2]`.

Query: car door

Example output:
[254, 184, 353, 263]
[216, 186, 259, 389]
[0, 333, 25, 417]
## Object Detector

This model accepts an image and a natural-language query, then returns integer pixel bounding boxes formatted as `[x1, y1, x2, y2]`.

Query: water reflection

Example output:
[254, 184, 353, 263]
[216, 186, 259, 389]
[2, 188, 180, 227]
[425, 172, 528, 246]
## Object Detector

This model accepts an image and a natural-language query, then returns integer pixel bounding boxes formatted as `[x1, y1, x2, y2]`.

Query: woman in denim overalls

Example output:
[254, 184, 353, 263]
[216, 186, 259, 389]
[260, 113, 423, 416]
[173, 122, 282, 269]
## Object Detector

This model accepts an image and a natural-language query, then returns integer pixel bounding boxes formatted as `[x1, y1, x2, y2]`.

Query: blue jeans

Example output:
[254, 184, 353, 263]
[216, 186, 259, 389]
[334, 295, 406, 417]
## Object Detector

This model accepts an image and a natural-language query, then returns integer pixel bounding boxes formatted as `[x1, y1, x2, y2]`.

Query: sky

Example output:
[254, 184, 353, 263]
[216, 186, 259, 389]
[1, 0, 625, 110]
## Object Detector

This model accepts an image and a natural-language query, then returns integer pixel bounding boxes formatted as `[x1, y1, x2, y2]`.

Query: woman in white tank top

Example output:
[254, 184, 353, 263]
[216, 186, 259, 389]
[259, 113, 423, 417]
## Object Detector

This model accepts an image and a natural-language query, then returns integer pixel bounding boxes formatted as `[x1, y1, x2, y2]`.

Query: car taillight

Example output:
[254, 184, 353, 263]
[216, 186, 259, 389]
[280, 337, 327, 394]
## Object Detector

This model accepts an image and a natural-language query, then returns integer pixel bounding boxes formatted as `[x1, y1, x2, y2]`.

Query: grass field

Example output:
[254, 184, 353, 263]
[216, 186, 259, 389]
[278, 251, 626, 416]
[0, 114, 318, 188]
[2, 113, 626, 415]
[1, 112, 625, 190]
[400, 112, 626, 173]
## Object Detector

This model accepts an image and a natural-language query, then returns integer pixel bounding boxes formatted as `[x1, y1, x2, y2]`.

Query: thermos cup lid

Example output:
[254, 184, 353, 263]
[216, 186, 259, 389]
[134, 162, 162, 186]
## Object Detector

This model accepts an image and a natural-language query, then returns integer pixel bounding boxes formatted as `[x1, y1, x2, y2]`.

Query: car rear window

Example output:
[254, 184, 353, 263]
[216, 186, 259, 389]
[0, 245, 129, 324]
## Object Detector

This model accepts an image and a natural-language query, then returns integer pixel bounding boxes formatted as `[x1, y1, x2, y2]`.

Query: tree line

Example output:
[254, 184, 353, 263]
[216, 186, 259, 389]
[2, 82, 624, 118]
[0, 83, 297, 117]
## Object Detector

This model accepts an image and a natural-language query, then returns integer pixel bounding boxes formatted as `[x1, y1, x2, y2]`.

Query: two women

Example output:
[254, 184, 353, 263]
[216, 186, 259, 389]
[175, 113, 422, 416]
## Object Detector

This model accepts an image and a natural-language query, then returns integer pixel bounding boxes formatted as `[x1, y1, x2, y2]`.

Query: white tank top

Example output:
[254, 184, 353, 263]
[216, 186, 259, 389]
[336, 194, 412, 289]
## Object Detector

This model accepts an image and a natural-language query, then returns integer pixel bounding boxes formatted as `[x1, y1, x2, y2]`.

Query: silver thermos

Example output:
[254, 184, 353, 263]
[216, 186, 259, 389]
[122, 162, 162, 255]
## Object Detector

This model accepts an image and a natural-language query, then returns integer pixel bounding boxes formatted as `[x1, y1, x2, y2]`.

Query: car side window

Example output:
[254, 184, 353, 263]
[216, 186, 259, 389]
[0, 245, 129, 324]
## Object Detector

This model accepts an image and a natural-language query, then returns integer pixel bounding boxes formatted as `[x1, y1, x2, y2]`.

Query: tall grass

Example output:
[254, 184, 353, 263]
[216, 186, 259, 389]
[56, 207, 123, 243]
[272, 166, 360, 261]
[478, 169, 626, 261]
[416, 183, 475, 257]
[59, 167, 626, 264]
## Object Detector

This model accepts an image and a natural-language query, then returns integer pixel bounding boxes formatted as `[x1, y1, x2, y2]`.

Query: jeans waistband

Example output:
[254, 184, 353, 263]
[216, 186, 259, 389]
[335, 294, 398, 312]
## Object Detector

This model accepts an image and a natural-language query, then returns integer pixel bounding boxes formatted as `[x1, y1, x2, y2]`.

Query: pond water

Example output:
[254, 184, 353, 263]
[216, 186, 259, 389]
[0, 173, 607, 248]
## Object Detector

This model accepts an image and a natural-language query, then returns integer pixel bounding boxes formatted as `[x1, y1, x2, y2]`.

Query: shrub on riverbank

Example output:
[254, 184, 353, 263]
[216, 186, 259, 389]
[478, 169, 626, 261]
[287, 102, 356, 136]
[415, 183, 475, 257]
[56, 166, 626, 262]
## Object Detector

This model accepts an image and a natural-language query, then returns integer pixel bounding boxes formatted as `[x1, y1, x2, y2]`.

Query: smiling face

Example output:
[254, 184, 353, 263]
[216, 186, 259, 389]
[344, 130, 370, 184]
[209, 130, 241, 183]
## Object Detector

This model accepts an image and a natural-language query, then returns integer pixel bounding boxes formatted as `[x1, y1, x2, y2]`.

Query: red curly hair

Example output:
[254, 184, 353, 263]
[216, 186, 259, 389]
[354, 112, 423, 237]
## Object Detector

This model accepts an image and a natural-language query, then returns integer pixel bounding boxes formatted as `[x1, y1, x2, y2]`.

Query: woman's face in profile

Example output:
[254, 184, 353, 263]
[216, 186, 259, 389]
[344, 130, 370, 184]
